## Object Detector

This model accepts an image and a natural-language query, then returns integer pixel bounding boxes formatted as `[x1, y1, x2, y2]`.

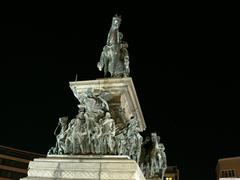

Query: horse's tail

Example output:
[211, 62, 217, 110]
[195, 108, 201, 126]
[97, 51, 105, 71]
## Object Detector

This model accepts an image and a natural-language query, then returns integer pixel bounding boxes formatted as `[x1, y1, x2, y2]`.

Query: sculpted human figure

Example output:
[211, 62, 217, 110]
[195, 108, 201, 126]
[125, 116, 142, 163]
[83, 112, 96, 153]
[64, 118, 76, 154]
[79, 89, 109, 120]
[91, 122, 102, 154]
[119, 34, 130, 77]
[115, 131, 127, 155]
[49, 116, 68, 155]
[64, 111, 85, 154]
[156, 136, 163, 169]
[78, 123, 88, 154]
[149, 133, 160, 177]
[100, 112, 116, 154]
[74, 111, 87, 154]
[139, 136, 151, 167]
[61, 87, 113, 155]
[158, 143, 167, 180]
[71, 118, 82, 154]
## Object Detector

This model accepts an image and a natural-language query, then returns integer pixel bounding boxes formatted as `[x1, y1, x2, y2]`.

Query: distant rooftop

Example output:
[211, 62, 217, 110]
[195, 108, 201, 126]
[218, 157, 240, 162]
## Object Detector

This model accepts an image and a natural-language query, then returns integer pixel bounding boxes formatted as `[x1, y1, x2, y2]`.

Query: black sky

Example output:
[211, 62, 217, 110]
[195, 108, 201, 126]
[0, 4, 238, 180]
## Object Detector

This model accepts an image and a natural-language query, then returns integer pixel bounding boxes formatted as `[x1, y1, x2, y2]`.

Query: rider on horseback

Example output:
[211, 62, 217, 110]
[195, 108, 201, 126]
[97, 15, 130, 77]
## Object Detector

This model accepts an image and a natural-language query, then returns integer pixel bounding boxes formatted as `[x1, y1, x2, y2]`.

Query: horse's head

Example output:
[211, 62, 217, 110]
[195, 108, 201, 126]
[106, 15, 122, 46]
[111, 14, 121, 29]
[151, 132, 158, 144]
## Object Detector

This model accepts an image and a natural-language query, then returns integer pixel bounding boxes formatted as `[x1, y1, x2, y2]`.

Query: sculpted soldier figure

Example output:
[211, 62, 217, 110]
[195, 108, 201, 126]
[158, 143, 167, 180]
[100, 112, 116, 154]
[125, 116, 142, 163]
[48, 117, 68, 155]
[78, 88, 109, 119]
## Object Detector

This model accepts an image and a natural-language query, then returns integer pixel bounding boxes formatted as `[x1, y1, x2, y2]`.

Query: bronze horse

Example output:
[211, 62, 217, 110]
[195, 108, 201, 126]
[139, 133, 167, 179]
[97, 15, 130, 77]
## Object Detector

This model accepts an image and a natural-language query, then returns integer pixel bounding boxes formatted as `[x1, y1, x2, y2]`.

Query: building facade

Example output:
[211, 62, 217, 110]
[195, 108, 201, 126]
[0, 145, 45, 179]
[164, 166, 179, 180]
[216, 157, 240, 179]
[147, 166, 179, 180]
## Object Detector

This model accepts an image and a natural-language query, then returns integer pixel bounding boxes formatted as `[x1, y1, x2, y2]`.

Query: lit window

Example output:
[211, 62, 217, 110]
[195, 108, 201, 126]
[220, 169, 236, 177]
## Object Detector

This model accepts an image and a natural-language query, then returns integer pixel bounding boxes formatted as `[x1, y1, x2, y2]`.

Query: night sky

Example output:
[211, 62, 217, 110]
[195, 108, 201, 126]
[0, 4, 237, 180]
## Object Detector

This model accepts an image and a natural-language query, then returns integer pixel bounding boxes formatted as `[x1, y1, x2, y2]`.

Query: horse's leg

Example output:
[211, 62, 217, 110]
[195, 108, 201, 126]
[104, 58, 109, 77]
[150, 157, 154, 177]
[98, 52, 104, 71]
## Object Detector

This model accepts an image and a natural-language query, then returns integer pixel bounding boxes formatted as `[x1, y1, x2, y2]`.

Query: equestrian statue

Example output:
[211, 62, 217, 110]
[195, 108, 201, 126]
[97, 15, 130, 77]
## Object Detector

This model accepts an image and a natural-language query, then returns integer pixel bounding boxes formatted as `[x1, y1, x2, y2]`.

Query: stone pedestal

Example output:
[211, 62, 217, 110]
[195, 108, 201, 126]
[69, 77, 146, 131]
[22, 78, 148, 179]
[21, 155, 145, 180]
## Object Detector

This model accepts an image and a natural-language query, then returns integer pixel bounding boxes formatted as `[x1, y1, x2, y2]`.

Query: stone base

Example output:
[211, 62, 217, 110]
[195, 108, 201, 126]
[69, 77, 146, 132]
[21, 155, 145, 180]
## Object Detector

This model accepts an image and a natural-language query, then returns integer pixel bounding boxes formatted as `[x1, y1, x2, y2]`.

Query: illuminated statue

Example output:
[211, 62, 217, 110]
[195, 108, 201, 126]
[48, 117, 68, 155]
[139, 133, 167, 179]
[97, 15, 130, 77]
